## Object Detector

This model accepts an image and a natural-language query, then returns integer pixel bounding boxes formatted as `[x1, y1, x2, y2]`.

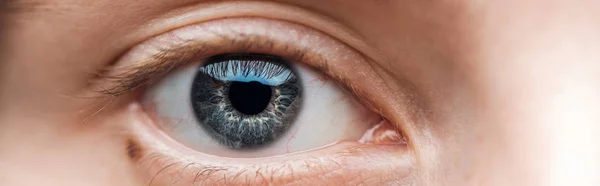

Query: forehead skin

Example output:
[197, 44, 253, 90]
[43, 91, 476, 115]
[1, 0, 600, 186]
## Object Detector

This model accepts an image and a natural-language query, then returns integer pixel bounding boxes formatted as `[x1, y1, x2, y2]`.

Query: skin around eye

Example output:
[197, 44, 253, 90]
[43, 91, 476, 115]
[109, 17, 412, 185]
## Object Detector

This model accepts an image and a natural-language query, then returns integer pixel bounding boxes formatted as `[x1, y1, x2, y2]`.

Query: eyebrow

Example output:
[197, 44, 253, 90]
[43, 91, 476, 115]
[2, 0, 31, 14]
[2, 0, 71, 15]
[0, 0, 40, 48]
[0, 0, 14, 53]
[0, 0, 11, 15]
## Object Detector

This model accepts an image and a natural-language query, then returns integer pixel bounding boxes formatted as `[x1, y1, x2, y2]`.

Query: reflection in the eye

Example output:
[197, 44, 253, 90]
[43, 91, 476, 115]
[107, 17, 411, 185]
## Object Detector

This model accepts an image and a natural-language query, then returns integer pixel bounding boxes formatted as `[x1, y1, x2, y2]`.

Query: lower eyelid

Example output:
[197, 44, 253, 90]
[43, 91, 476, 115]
[141, 146, 412, 185]
[125, 102, 413, 185]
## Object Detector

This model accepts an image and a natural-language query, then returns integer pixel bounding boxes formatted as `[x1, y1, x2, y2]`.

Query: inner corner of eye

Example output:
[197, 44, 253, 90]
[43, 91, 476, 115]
[142, 52, 385, 157]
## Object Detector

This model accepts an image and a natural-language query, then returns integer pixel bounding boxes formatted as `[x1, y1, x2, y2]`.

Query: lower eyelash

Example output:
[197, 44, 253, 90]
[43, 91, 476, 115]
[139, 144, 409, 186]
[144, 154, 229, 185]
[141, 149, 348, 185]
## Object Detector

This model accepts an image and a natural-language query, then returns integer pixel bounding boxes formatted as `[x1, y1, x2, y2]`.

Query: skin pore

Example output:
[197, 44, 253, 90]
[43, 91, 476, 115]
[1, 0, 600, 186]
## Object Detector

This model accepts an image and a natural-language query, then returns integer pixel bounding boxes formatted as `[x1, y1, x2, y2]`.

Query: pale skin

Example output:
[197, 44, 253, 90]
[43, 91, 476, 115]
[1, 0, 599, 186]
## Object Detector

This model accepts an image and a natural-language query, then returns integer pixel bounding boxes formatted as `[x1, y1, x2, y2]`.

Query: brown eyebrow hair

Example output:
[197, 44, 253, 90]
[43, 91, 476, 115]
[0, 0, 12, 59]
[2, 0, 36, 14]
[2, 0, 66, 16]
[0, 0, 10, 13]
[0, 0, 64, 76]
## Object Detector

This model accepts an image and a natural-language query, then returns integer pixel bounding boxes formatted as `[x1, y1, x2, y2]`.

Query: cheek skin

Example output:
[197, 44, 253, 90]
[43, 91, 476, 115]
[0, 115, 143, 186]
[119, 103, 415, 185]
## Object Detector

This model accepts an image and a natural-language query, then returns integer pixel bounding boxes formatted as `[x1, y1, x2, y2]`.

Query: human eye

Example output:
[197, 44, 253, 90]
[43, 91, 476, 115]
[98, 17, 412, 185]
[148, 52, 381, 157]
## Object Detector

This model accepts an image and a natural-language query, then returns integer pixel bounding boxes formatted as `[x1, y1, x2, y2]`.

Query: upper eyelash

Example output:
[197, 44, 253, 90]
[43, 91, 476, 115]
[201, 53, 294, 81]
[94, 34, 310, 97]
[95, 44, 199, 96]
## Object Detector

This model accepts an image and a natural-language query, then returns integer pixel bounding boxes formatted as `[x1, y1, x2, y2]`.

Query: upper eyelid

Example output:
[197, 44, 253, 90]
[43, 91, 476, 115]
[92, 17, 394, 131]
[95, 31, 321, 97]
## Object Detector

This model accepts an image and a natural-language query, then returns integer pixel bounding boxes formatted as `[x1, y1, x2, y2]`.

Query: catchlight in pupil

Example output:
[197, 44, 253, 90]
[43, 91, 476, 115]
[228, 81, 273, 115]
[191, 53, 302, 149]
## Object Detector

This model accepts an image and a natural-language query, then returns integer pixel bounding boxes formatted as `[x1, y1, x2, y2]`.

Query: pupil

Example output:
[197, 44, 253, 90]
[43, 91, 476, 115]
[228, 81, 272, 115]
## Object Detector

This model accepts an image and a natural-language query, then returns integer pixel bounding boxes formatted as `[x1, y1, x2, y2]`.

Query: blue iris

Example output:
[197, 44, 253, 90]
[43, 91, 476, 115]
[191, 53, 302, 149]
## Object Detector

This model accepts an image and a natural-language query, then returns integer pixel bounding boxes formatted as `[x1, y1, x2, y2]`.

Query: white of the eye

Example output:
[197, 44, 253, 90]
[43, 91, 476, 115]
[144, 62, 377, 158]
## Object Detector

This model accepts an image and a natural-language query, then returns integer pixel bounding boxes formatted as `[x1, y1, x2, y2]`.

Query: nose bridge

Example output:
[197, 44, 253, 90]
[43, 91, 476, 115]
[514, 61, 600, 186]
[476, 57, 600, 186]
[479, 39, 600, 186]
[544, 81, 600, 186]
